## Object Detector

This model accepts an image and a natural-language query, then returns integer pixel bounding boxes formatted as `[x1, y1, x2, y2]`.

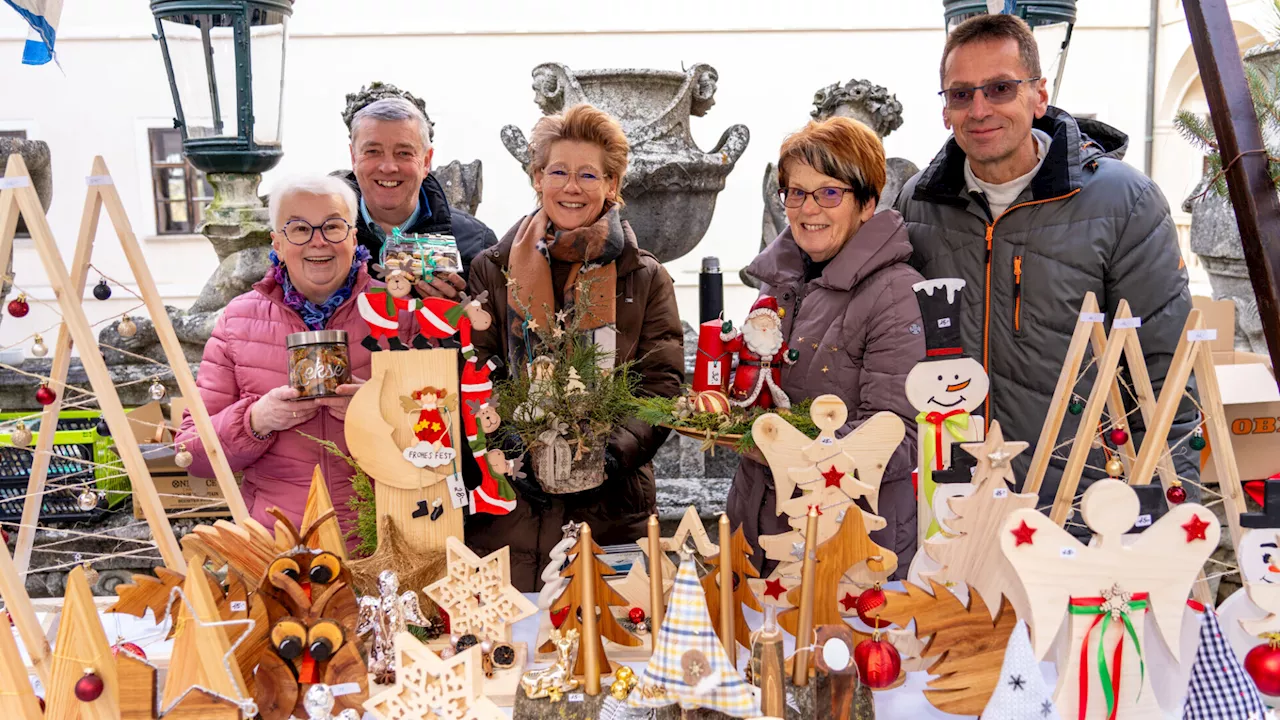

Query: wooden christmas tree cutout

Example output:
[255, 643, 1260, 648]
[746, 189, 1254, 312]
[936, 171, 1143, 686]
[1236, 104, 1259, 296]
[160, 558, 252, 713]
[116, 653, 242, 719]
[44, 565, 121, 720]
[423, 536, 536, 643]
[364, 633, 490, 720]
[879, 580, 1017, 715]
[1001, 479, 1218, 719]
[0, 526, 52, 684]
[0, 611, 43, 716]
[921, 421, 1036, 621]
[301, 465, 348, 561]
[661, 505, 719, 557]
[612, 539, 676, 615]
[0, 154, 251, 576]
[700, 524, 762, 654]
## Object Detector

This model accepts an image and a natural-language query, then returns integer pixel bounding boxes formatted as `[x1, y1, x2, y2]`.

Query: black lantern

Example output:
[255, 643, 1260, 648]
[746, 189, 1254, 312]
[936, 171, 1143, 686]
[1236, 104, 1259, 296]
[942, 1, 1076, 103]
[150, 1, 291, 174]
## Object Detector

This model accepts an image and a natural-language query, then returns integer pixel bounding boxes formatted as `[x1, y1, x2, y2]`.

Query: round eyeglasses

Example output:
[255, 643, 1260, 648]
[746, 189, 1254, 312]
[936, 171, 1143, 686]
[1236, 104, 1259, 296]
[779, 186, 854, 209]
[282, 218, 354, 245]
[543, 168, 604, 190]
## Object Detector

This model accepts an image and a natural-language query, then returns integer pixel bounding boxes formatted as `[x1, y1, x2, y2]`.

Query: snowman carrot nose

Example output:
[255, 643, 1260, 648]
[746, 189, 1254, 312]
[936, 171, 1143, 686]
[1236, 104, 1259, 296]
[945, 379, 971, 393]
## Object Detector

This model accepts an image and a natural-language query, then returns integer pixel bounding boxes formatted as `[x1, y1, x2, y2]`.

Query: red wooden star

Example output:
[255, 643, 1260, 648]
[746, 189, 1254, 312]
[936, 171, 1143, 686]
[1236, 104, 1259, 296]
[763, 578, 788, 601]
[839, 592, 858, 612]
[1182, 514, 1211, 542]
[1011, 519, 1037, 547]
[821, 465, 845, 488]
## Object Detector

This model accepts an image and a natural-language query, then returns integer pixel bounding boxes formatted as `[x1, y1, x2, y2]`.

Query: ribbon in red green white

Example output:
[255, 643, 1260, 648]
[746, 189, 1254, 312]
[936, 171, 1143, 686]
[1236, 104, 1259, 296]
[1068, 586, 1149, 720]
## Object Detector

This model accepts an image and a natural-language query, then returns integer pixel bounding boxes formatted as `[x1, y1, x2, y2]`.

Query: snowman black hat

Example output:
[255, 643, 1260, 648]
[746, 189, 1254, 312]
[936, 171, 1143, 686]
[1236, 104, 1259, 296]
[912, 278, 968, 361]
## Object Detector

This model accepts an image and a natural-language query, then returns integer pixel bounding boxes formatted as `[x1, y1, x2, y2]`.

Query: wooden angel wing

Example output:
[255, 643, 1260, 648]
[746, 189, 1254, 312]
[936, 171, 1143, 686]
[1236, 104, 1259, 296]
[828, 411, 906, 510]
[752, 411, 826, 511]
[1128, 502, 1219, 662]
[999, 507, 1083, 659]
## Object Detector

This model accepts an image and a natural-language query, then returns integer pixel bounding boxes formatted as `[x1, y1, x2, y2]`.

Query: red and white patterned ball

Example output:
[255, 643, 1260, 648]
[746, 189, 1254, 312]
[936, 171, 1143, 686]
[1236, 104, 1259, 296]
[693, 390, 732, 416]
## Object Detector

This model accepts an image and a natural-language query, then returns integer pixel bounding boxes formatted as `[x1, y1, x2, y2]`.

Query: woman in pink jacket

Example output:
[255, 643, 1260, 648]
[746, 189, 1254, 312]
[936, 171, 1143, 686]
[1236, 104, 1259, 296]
[175, 175, 404, 548]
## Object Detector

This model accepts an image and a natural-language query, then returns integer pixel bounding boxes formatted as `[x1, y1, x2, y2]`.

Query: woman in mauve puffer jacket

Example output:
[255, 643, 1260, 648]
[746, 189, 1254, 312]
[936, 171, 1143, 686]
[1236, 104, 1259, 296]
[175, 175, 412, 549]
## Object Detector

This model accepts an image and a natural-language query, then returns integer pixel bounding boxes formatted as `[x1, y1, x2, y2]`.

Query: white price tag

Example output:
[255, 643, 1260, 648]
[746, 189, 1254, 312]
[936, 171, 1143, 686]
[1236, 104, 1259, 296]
[1113, 317, 1142, 329]
[85, 175, 114, 186]
[330, 682, 361, 697]
[938, 318, 952, 328]
[0, 176, 30, 189]
[1059, 547, 1078, 559]
[1079, 312, 1105, 323]
[707, 361, 722, 386]
[1187, 329, 1218, 342]
[229, 600, 247, 612]
[993, 488, 1009, 499]
[819, 436, 834, 446]
[568, 693, 585, 703]
[446, 474, 467, 510]
[1134, 514, 1152, 528]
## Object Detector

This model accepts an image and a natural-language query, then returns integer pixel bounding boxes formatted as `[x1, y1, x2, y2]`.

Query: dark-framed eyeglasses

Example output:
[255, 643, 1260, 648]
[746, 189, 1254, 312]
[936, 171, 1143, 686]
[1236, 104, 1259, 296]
[281, 218, 353, 245]
[778, 186, 853, 209]
[543, 167, 605, 190]
[938, 77, 1041, 110]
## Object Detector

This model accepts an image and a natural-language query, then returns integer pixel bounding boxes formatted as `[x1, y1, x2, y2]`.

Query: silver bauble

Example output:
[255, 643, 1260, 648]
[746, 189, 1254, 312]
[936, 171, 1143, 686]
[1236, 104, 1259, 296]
[303, 684, 335, 719]
[31, 335, 47, 357]
[174, 445, 194, 468]
[77, 488, 100, 511]
[9, 423, 32, 448]
[149, 380, 166, 401]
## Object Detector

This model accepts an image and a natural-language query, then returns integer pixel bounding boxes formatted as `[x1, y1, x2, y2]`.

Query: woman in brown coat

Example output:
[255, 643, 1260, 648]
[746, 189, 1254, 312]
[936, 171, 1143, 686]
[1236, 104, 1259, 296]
[730, 116, 926, 575]
[465, 104, 684, 590]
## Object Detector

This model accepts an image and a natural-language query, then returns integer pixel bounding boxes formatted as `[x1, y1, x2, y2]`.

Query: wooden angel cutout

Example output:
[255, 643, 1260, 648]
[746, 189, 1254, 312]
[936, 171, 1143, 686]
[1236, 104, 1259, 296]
[751, 394, 904, 514]
[1001, 480, 1219, 719]
[662, 505, 720, 558]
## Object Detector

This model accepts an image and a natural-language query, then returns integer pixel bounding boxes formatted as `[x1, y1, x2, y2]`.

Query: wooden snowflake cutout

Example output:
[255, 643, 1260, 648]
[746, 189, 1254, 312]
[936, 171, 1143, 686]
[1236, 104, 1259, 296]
[365, 632, 486, 720]
[423, 537, 537, 642]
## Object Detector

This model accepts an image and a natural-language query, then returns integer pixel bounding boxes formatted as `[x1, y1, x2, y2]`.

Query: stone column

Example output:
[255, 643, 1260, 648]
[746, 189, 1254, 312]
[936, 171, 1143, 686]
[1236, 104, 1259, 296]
[188, 172, 273, 314]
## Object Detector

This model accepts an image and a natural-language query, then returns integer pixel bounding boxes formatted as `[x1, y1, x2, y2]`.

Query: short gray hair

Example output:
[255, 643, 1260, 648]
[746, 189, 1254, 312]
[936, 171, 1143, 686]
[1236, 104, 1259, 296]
[269, 175, 359, 229]
[350, 97, 433, 152]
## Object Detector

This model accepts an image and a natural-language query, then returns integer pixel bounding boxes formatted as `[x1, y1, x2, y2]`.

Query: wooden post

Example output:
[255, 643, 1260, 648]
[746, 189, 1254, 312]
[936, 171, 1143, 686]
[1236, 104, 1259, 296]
[0, 154, 184, 572]
[91, 157, 249, 523]
[1025, 293, 1098, 495]
[718, 513, 735, 668]
[791, 507, 819, 686]
[0, 536, 50, 684]
[580, 523, 601, 695]
[1184, 0, 1280, 380]
[754, 604, 786, 718]
[647, 515, 663, 637]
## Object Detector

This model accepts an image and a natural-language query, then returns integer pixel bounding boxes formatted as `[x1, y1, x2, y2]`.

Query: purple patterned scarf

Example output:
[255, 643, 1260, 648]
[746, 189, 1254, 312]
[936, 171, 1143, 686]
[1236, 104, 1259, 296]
[269, 245, 371, 330]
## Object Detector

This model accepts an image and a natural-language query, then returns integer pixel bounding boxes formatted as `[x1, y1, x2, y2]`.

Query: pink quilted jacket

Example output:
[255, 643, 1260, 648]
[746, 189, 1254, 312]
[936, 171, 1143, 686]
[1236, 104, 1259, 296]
[176, 266, 411, 550]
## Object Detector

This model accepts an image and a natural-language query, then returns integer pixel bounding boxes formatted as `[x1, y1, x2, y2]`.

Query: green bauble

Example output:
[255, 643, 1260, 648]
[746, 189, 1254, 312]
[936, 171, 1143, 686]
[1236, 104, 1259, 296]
[1067, 400, 1085, 416]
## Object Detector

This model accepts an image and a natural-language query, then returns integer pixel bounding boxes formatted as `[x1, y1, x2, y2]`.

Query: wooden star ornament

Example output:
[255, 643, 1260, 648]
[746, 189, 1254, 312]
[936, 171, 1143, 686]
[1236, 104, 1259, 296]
[423, 537, 536, 643]
[364, 633, 486, 720]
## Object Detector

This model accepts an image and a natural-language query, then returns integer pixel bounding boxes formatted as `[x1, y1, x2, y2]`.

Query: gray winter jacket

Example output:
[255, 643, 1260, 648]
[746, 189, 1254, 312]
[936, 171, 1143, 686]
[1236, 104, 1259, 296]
[895, 107, 1199, 507]
[729, 211, 926, 575]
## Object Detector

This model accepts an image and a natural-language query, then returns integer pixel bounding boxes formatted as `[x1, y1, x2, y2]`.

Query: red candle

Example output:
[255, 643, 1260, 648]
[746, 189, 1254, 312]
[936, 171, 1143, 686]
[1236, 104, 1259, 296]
[693, 319, 730, 393]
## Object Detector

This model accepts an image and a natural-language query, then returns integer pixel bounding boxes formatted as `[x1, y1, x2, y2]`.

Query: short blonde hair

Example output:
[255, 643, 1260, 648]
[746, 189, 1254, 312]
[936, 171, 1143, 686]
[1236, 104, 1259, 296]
[268, 175, 359, 229]
[527, 104, 629, 206]
[777, 117, 886, 210]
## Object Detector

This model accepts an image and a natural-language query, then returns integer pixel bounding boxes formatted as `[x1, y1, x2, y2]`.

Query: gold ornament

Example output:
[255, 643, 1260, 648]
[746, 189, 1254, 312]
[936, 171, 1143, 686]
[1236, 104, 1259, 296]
[9, 423, 32, 448]
[31, 334, 48, 357]
[610, 679, 630, 700]
[615, 666, 635, 685]
[117, 315, 137, 338]
[1105, 456, 1124, 478]
[173, 443, 194, 468]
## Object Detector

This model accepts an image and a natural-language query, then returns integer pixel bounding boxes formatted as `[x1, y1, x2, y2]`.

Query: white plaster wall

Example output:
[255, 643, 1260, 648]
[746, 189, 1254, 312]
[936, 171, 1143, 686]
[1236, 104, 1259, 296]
[0, 0, 1257, 352]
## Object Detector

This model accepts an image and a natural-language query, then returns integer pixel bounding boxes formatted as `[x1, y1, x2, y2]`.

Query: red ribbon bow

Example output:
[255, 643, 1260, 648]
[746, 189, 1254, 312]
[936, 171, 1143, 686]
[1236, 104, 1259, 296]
[924, 409, 967, 470]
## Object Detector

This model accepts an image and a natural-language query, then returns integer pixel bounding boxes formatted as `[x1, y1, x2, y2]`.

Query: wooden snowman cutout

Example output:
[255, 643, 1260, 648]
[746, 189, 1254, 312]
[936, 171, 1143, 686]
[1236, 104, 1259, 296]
[906, 278, 987, 549]
[1001, 480, 1219, 719]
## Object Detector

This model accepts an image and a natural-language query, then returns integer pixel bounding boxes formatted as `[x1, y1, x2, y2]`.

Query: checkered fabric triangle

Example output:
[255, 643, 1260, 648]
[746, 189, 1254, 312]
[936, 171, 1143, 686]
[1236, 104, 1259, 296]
[1184, 608, 1268, 720]
[627, 555, 757, 716]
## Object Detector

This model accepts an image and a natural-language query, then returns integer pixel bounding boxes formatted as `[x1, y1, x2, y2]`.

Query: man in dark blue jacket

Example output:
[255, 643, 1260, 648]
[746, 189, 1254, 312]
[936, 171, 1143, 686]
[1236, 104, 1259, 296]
[343, 96, 496, 299]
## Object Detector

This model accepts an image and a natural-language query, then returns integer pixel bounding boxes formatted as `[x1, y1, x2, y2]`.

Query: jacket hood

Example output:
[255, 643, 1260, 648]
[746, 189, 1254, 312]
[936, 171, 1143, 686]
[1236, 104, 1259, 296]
[745, 209, 915, 293]
[912, 106, 1129, 207]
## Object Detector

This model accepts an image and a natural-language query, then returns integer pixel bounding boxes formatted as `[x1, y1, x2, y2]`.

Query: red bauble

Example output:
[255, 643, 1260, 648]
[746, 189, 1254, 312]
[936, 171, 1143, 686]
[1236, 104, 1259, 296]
[628, 607, 646, 625]
[112, 641, 146, 660]
[1109, 428, 1129, 445]
[7, 295, 29, 318]
[855, 586, 890, 628]
[74, 670, 104, 702]
[1, 527, 8, 544]
[854, 636, 901, 689]
[36, 384, 56, 406]
[1166, 484, 1187, 505]
[550, 607, 570, 629]
[38, 696, 45, 711]
[1246, 640, 1280, 695]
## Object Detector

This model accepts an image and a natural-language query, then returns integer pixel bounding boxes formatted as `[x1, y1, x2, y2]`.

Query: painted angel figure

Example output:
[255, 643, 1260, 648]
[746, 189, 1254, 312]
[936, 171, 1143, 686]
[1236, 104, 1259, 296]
[398, 385, 458, 469]
[357, 570, 431, 684]
[1000, 480, 1218, 720]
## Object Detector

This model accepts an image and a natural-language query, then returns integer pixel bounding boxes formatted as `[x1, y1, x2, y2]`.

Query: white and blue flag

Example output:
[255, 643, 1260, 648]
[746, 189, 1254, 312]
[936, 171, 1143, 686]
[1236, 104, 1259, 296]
[3, 0, 63, 65]
[988, 0, 1018, 13]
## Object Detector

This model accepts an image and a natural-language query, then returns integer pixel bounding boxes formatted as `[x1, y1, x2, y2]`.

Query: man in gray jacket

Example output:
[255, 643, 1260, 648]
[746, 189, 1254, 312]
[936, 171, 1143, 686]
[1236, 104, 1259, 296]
[896, 13, 1199, 508]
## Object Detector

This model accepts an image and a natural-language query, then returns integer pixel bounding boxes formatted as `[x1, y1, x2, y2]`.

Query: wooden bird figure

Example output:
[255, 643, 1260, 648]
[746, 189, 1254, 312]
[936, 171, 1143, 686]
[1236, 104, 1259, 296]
[1001, 480, 1218, 720]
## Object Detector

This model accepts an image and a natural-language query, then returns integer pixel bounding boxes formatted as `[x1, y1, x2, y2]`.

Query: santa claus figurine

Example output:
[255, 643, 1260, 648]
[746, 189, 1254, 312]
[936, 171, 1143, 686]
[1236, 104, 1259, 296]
[720, 296, 800, 409]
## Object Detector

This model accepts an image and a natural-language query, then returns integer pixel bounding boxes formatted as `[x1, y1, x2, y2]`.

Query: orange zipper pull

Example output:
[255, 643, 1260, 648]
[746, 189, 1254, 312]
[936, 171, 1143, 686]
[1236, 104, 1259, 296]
[1013, 255, 1024, 332]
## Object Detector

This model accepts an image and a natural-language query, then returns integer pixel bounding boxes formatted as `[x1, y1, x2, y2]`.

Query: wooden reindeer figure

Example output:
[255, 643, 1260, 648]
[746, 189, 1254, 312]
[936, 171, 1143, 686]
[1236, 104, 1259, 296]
[1001, 480, 1218, 719]
[415, 289, 492, 349]
[359, 257, 420, 352]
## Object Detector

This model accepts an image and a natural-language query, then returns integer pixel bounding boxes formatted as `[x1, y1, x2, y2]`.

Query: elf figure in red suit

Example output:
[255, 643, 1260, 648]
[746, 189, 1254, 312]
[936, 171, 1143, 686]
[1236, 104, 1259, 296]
[720, 296, 800, 409]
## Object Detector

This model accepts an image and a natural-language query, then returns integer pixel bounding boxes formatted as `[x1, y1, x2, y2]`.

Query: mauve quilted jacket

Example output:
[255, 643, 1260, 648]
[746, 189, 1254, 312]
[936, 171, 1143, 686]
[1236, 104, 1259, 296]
[175, 265, 412, 547]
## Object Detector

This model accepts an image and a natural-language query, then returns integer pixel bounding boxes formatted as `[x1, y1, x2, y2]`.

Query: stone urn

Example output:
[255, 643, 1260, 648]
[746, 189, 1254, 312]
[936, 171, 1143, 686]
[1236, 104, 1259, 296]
[501, 63, 750, 263]
[1184, 40, 1280, 353]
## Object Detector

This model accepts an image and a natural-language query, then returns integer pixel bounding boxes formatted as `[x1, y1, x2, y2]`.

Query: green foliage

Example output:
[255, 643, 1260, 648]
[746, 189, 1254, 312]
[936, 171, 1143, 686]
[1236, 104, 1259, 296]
[298, 431, 377, 556]
[632, 395, 819, 452]
[492, 274, 642, 455]
[1175, 25, 1280, 197]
